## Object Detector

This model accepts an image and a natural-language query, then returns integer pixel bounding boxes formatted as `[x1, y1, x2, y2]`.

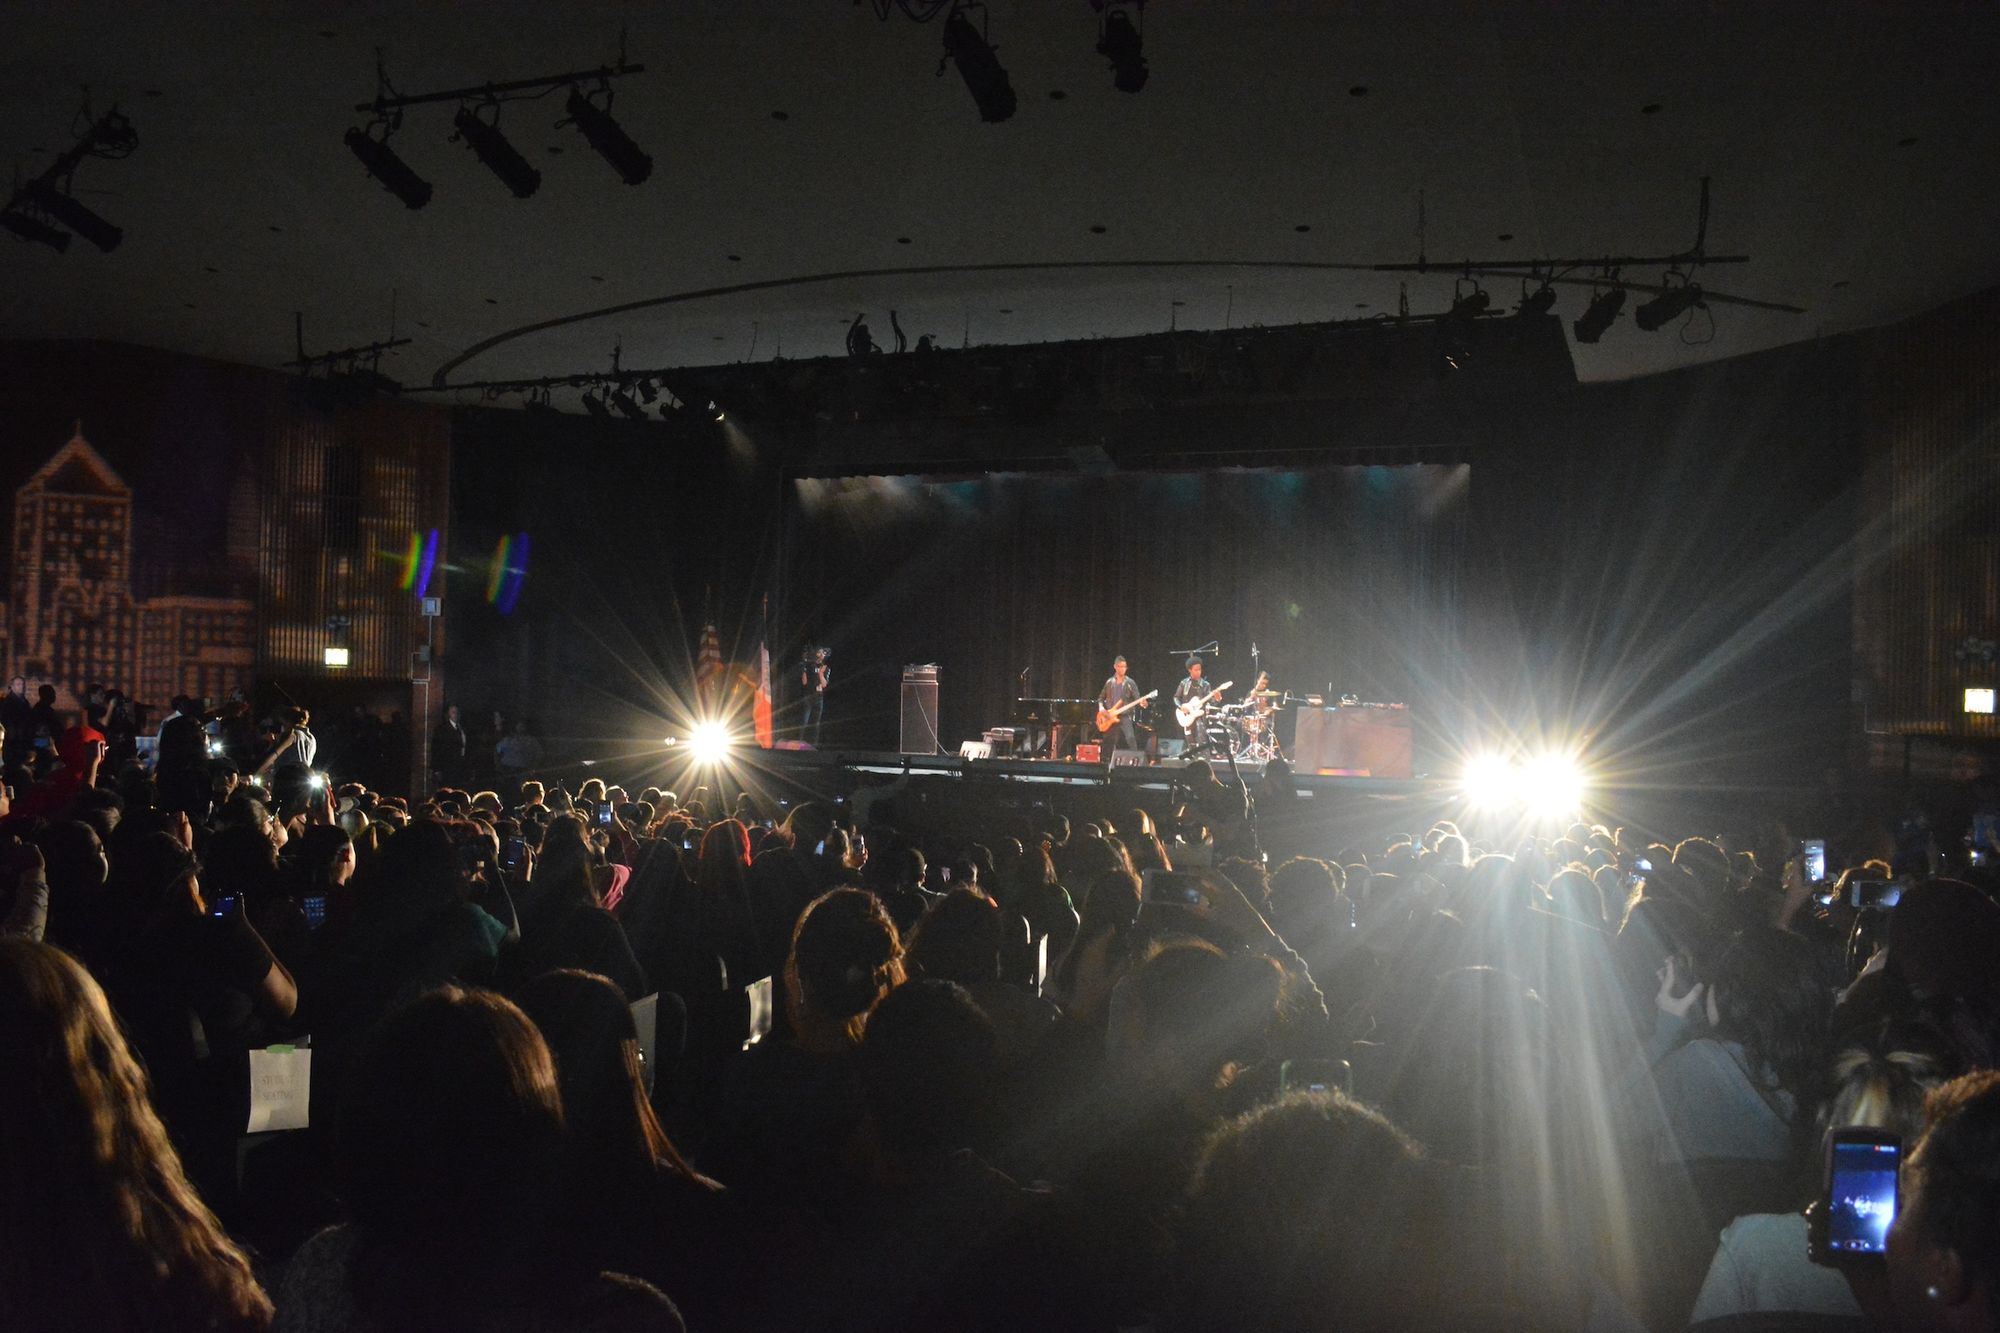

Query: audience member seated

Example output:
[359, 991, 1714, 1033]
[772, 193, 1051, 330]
[0, 937, 274, 1333]
[701, 888, 902, 1209]
[274, 985, 683, 1332]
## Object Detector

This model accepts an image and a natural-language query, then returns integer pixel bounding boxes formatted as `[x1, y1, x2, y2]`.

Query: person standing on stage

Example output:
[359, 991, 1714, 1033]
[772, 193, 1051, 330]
[1174, 656, 1215, 750]
[800, 646, 830, 745]
[1098, 655, 1147, 752]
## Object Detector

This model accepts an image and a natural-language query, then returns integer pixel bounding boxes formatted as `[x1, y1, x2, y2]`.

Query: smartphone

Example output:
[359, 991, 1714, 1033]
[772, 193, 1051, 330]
[1801, 839, 1827, 884]
[210, 894, 239, 918]
[1849, 879, 1902, 911]
[308, 771, 326, 790]
[301, 894, 327, 930]
[1819, 1129, 1900, 1260]
[1279, 1058, 1354, 1098]
[1142, 868, 1205, 908]
[500, 836, 526, 873]
[597, 802, 615, 828]
[814, 838, 827, 856]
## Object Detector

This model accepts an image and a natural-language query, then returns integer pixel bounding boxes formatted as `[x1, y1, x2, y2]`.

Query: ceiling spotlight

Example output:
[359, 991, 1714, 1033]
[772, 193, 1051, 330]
[522, 390, 557, 417]
[1519, 281, 1558, 317]
[565, 86, 652, 185]
[1572, 287, 1625, 344]
[1, 209, 71, 252]
[1097, 4, 1148, 93]
[345, 125, 433, 209]
[580, 390, 610, 419]
[1635, 277, 1705, 332]
[608, 385, 649, 420]
[26, 183, 122, 252]
[1449, 281, 1490, 321]
[941, 9, 1017, 123]
[452, 104, 541, 198]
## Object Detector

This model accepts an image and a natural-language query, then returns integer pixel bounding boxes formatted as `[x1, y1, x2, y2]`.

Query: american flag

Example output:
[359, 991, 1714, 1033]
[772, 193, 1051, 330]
[753, 595, 773, 749]
[695, 621, 723, 712]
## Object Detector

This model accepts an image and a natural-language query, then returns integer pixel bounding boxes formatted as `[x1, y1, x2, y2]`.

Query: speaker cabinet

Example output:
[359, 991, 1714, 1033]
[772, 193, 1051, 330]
[900, 666, 940, 755]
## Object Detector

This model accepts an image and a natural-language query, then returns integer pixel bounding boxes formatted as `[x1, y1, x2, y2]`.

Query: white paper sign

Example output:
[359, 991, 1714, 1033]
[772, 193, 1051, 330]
[630, 993, 659, 1095]
[246, 1045, 312, 1133]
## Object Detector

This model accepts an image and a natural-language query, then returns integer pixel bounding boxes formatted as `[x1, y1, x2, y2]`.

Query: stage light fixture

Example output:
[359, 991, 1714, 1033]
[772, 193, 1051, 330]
[1449, 285, 1491, 321]
[941, 9, 1017, 123]
[565, 86, 652, 185]
[522, 390, 557, 417]
[1572, 288, 1625, 344]
[635, 378, 659, 404]
[1968, 687, 1996, 715]
[1635, 277, 1704, 332]
[580, 389, 611, 419]
[323, 645, 351, 669]
[1, 209, 70, 251]
[1097, 5, 1148, 93]
[688, 721, 732, 765]
[25, 182, 122, 252]
[608, 385, 649, 420]
[1519, 282, 1558, 317]
[452, 105, 542, 198]
[344, 125, 433, 209]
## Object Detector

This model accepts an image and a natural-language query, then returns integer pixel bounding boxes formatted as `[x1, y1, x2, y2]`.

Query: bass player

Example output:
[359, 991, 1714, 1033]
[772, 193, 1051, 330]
[1097, 656, 1150, 752]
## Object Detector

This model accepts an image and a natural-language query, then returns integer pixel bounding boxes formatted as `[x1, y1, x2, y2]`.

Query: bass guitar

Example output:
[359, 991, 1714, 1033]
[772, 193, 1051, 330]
[1174, 681, 1234, 730]
[1096, 689, 1158, 733]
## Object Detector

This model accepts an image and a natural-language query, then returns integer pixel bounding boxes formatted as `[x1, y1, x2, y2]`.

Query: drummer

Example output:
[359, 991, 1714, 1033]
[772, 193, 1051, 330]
[1241, 671, 1284, 758]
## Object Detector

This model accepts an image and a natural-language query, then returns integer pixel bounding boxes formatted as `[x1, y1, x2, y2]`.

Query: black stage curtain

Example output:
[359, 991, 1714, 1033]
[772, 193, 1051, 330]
[782, 464, 1470, 759]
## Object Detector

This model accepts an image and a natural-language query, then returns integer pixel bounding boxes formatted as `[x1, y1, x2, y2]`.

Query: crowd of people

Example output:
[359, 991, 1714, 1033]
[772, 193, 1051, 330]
[3, 689, 2000, 1332]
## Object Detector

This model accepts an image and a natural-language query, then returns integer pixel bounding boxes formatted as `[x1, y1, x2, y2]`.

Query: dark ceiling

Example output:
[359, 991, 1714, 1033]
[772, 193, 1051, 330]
[5, 1, 1998, 408]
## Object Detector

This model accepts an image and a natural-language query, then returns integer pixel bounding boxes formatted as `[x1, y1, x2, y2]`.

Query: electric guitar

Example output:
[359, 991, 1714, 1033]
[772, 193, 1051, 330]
[1095, 689, 1157, 733]
[1175, 681, 1234, 730]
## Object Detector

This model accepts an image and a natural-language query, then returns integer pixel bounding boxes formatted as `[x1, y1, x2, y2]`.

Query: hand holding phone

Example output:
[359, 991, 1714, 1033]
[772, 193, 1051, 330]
[1141, 868, 1205, 908]
[1809, 1128, 1900, 1266]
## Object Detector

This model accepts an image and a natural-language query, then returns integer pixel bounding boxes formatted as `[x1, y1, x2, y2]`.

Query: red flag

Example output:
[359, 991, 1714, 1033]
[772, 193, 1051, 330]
[753, 595, 773, 748]
[696, 621, 723, 713]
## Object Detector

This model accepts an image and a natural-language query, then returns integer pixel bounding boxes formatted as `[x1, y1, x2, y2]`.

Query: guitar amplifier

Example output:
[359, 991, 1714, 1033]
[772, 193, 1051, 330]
[900, 665, 940, 756]
[1110, 749, 1149, 768]
[1074, 743, 1103, 764]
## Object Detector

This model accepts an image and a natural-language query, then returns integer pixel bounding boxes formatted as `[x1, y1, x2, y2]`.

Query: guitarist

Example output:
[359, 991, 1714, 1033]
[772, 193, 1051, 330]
[1097, 656, 1148, 752]
[1174, 656, 1221, 752]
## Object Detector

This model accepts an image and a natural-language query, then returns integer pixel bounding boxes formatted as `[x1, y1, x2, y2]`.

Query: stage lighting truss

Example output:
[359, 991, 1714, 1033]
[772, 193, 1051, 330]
[343, 36, 650, 207]
[284, 314, 411, 404]
[1, 103, 138, 254]
[1372, 178, 1795, 345]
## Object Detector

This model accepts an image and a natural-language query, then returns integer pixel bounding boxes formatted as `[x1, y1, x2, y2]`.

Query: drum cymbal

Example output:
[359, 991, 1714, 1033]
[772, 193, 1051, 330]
[1253, 690, 1282, 697]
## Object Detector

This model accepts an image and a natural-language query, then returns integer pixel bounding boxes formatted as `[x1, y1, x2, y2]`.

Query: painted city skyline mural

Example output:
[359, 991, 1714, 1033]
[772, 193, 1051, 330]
[0, 340, 452, 722]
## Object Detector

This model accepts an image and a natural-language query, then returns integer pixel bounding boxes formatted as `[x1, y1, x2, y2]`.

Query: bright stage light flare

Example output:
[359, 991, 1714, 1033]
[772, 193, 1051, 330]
[1521, 752, 1587, 816]
[1462, 753, 1517, 809]
[687, 721, 732, 765]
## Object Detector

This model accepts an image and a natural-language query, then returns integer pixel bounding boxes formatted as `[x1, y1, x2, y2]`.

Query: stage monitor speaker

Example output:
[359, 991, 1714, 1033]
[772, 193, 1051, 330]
[1157, 738, 1186, 760]
[958, 740, 991, 760]
[900, 667, 940, 755]
[1110, 749, 1148, 769]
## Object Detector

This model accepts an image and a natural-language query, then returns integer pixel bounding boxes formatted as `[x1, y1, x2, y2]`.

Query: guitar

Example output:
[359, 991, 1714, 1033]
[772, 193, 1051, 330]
[1175, 681, 1234, 730]
[1095, 689, 1157, 733]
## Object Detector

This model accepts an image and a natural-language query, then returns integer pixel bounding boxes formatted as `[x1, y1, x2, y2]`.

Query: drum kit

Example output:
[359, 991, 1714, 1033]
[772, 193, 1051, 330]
[1212, 689, 1289, 763]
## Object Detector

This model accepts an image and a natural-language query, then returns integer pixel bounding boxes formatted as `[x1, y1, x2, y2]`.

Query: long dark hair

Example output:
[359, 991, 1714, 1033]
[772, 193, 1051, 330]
[0, 939, 272, 1333]
[336, 987, 571, 1329]
[1707, 926, 1832, 1114]
[515, 969, 710, 1191]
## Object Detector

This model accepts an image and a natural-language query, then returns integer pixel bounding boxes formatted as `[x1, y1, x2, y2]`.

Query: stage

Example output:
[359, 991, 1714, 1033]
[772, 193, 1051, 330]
[742, 745, 1447, 799]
